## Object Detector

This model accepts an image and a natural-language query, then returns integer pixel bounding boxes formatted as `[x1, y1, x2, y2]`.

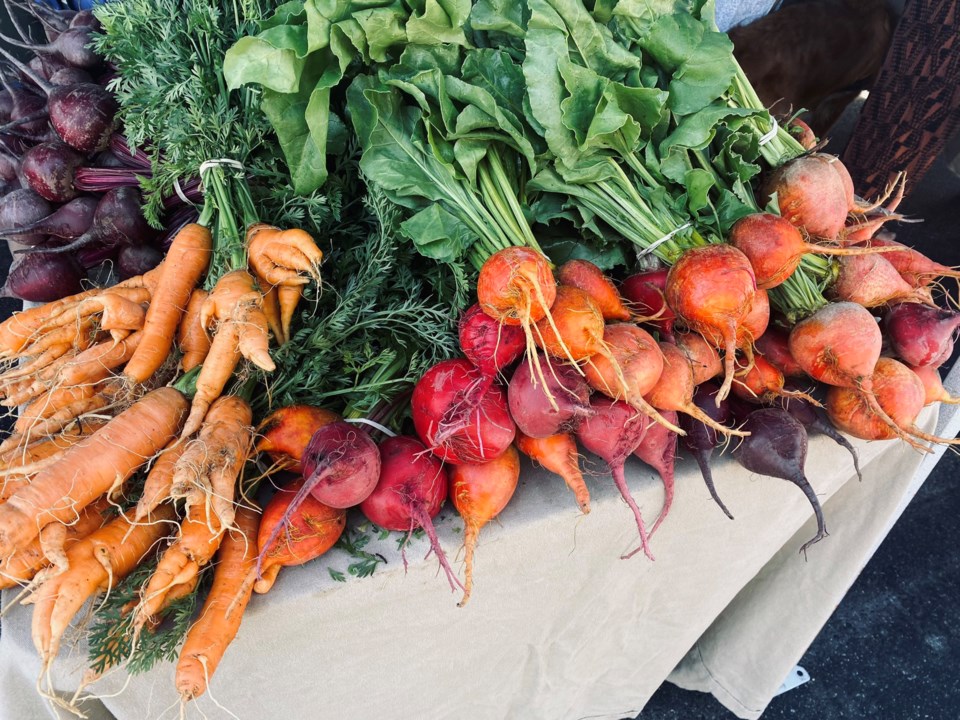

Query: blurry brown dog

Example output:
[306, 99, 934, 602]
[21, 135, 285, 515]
[729, 0, 895, 135]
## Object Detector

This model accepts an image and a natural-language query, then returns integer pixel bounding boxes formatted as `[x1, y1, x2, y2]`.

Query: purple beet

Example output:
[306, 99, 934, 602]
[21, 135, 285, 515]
[732, 407, 828, 557]
[49, 67, 93, 86]
[884, 302, 960, 368]
[25, 186, 156, 255]
[47, 83, 118, 153]
[779, 395, 863, 482]
[18, 141, 84, 202]
[0, 28, 101, 70]
[0, 76, 48, 136]
[577, 396, 654, 560]
[0, 196, 97, 240]
[1, 252, 85, 302]
[117, 243, 163, 280]
[0, 189, 53, 244]
[679, 382, 735, 520]
[69, 10, 102, 32]
[75, 242, 119, 270]
[633, 409, 679, 535]
[300, 421, 382, 509]
[508, 352, 593, 438]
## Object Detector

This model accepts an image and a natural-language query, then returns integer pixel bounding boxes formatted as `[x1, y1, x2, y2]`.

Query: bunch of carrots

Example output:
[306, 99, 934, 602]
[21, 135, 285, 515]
[0, 212, 327, 710]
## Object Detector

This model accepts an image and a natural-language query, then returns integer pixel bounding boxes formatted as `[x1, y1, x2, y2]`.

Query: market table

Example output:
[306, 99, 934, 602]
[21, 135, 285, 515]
[2, 377, 956, 720]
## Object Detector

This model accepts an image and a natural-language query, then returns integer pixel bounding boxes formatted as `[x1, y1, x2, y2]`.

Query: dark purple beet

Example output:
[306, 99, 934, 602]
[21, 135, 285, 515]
[0, 154, 18, 183]
[117, 243, 163, 279]
[633, 409, 678, 535]
[49, 67, 93, 86]
[0, 188, 53, 244]
[779, 395, 862, 482]
[884, 302, 960, 368]
[0, 28, 101, 70]
[1, 252, 85, 302]
[577, 395, 654, 560]
[69, 11, 102, 32]
[18, 141, 84, 202]
[680, 382, 734, 519]
[24, 186, 156, 255]
[1, 83, 48, 136]
[48, 83, 118, 153]
[0, 196, 97, 240]
[75, 242, 119, 270]
[732, 407, 828, 557]
[507, 353, 593, 438]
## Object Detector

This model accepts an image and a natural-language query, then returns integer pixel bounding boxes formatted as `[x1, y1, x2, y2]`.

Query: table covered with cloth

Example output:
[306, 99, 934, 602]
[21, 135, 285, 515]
[0, 394, 952, 720]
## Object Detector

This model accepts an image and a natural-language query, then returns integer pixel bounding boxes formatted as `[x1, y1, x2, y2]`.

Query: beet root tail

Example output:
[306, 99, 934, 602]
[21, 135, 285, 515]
[611, 465, 654, 561]
[411, 505, 464, 593]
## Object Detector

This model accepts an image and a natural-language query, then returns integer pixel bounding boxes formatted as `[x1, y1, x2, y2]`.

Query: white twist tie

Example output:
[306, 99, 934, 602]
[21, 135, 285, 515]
[759, 116, 780, 147]
[199, 158, 246, 175]
[344, 417, 398, 437]
[198, 159, 246, 193]
[639, 222, 692, 257]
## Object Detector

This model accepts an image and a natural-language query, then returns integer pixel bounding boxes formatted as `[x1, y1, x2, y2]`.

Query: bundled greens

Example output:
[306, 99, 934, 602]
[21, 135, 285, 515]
[223, 0, 827, 318]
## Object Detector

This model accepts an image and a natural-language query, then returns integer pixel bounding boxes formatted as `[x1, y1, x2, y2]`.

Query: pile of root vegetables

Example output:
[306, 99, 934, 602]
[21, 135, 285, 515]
[0, 2, 191, 302]
[4, 0, 960, 715]
[0, 208, 324, 708]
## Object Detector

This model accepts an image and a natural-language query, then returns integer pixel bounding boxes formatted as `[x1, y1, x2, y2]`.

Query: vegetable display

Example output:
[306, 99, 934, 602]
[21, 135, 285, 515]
[1, 0, 958, 715]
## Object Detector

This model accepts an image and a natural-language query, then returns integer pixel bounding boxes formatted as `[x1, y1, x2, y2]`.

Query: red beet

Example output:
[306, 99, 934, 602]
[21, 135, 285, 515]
[458, 302, 525, 377]
[360, 436, 461, 591]
[411, 359, 516, 465]
[508, 353, 593, 438]
[300, 421, 381, 508]
[577, 396, 654, 560]
[884, 302, 960, 368]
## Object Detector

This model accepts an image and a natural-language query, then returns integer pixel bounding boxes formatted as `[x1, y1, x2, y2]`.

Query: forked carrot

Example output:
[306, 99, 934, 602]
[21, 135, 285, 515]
[177, 290, 211, 373]
[39, 291, 148, 337]
[181, 320, 241, 438]
[175, 504, 260, 702]
[0, 288, 101, 357]
[259, 282, 284, 344]
[0, 386, 188, 559]
[172, 395, 252, 527]
[124, 223, 212, 385]
[30, 504, 176, 668]
[133, 501, 223, 630]
[135, 440, 188, 522]
[0, 497, 110, 590]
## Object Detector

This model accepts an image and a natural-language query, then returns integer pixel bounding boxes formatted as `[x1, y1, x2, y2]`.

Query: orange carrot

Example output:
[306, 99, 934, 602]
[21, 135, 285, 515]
[135, 440, 188, 522]
[30, 504, 175, 667]
[175, 504, 260, 702]
[14, 383, 100, 431]
[0, 497, 110, 590]
[124, 223, 212, 385]
[39, 291, 148, 336]
[48, 331, 142, 387]
[182, 273, 271, 437]
[247, 223, 322, 285]
[516, 431, 590, 514]
[134, 501, 224, 630]
[0, 288, 101, 357]
[276, 283, 302, 346]
[181, 319, 241, 438]
[259, 282, 285, 344]
[0, 386, 188, 559]
[177, 290, 211, 373]
[2, 380, 121, 452]
[172, 395, 252, 528]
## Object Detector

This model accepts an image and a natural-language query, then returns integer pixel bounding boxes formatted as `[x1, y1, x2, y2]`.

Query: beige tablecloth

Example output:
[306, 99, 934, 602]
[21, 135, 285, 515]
[0, 406, 940, 720]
